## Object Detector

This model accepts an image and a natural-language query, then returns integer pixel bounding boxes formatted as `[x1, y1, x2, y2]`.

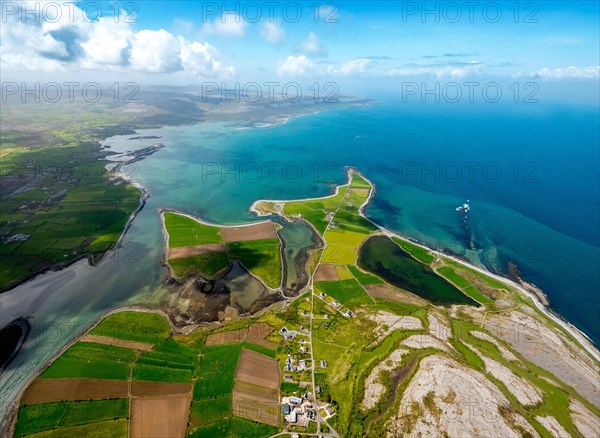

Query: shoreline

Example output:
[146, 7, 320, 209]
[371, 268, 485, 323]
[158, 208, 283, 294]
[1, 306, 175, 437]
[3, 164, 598, 432]
[0, 159, 150, 298]
[250, 167, 600, 362]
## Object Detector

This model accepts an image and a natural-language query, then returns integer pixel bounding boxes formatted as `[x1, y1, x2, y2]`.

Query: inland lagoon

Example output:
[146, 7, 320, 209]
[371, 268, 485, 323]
[358, 235, 478, 306]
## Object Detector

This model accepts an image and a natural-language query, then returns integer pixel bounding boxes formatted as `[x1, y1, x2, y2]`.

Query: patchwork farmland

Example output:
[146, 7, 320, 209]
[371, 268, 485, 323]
[233, 348, 281, 426]
[162, 212, 282, 288]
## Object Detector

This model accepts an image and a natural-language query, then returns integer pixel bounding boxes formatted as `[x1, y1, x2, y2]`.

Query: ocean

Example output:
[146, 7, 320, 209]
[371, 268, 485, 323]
[1, 99, 598, 414]
[92, 99, 600, 344]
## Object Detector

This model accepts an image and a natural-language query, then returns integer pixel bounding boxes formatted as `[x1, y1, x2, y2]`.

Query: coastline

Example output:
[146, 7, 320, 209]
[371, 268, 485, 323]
[249, 167, 600, 362]
[158, 208, 283, 294]
[3, 167, 598, 433]
[1, 306, 175, 437]
[0, 160, 150, 298]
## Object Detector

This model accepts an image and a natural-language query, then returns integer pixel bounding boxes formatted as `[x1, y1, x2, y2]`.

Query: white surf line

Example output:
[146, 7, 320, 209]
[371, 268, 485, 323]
[159, 208, 273, 229]
[248, 168, 600, 362]
[376, 230, 600, 363]
[249, 168, 354, 217]
[159, 208, 283, 293]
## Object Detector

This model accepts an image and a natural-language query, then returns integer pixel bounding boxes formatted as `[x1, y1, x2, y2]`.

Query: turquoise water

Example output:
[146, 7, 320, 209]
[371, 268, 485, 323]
[1, 100, 598, 421]
[107, 102, 600, 343]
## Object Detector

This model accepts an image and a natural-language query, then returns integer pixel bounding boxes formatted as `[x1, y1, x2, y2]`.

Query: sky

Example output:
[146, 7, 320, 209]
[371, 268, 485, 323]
[1, 1, 599, 98]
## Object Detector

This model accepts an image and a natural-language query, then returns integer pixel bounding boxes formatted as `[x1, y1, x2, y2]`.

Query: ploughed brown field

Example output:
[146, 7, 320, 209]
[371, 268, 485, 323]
[131, 382, 192, 397]
[22, 378, 128, 404]
[130, 394, 191, 438]
[80, 334, 154, 351]
[168, 243, 227, 260]
[220, 222, 277, 242]
[363, 284, 426, 306]
[205, 323, 277, 350]
[314, 263, 340, 282]
[350, 188, 370, 197]
[232, 348, 280, 426]
[233, 382, 280, 427]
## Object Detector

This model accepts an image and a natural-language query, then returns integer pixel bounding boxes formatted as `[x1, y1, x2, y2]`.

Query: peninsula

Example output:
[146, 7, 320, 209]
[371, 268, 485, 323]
[8, 169, 599, 438]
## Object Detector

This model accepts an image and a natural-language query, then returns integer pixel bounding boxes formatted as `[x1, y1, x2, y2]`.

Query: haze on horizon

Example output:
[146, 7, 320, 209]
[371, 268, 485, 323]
[1, 0, 599, 102]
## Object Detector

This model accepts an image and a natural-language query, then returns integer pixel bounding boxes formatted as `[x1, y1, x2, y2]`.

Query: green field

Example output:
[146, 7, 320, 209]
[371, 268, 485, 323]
[189, 395, 232, 427]
[315, 279, 372, 308]
[19, 419, 128, 438]
[133, 336, 198, 383]
[138, 339, 199, 369]
[188, 418, 279, 438]
[226, 238, 281, 288]
[194, 344, 243, 399]
[90, 311, 171, 344]
[280, 382, 300, 395]
[347, 265, 384, 285]
[391, 237, 435, 264]
[133, 364, 194, 383]
[164, 213, 223, 247]
[59, 342, 137, 364]
[153, 337, 201, 357]
[168, 252, 231, 279]
[39, 356, 131, 380]
[436, 266, 493, 305]
[15, 400, 127, 437]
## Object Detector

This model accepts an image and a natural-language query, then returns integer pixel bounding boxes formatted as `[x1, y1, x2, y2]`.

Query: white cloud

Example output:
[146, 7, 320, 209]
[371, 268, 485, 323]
[278, 55, 315, 77]
[80, 16, 133, 68]
[179, 38, 235, 77]
[384, 62, 484, 78]
[327, 58, 374, 76]
[301, 32, 326, 57]
[130, 29, 182, 73]
[260, 21, 285, 44]
[532, 66, 600, 80]
[203, 13, 246, 37]
[0, 3, 235, 78]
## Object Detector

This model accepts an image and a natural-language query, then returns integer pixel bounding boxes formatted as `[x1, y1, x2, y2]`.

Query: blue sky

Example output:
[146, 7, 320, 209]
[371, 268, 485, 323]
[1, 1, 599, 92]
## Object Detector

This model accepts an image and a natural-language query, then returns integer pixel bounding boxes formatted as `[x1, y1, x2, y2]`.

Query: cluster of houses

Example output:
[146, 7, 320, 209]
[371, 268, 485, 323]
[317, 292, 354, 318]
[279, 326, 297, 341]
[278, 323, 337, 431]
[284, 355, 311, 373]
[282, 394, 317, 426]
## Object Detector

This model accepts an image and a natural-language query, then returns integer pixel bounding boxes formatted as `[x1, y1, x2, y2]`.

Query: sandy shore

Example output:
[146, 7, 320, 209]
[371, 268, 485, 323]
[160, 207, 273, 229]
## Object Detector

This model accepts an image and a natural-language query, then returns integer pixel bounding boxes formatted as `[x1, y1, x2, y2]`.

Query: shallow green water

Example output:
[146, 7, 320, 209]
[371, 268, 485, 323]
[358, 235, 477, 306]
[277, 219, 321, 291]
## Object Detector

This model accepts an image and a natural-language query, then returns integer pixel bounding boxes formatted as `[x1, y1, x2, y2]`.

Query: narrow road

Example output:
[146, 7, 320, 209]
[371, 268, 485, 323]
[305, 180, 353, 437]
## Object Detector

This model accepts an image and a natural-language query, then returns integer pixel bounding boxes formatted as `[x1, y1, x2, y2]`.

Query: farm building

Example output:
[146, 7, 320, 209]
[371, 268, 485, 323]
[289, 396, 303, 405]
